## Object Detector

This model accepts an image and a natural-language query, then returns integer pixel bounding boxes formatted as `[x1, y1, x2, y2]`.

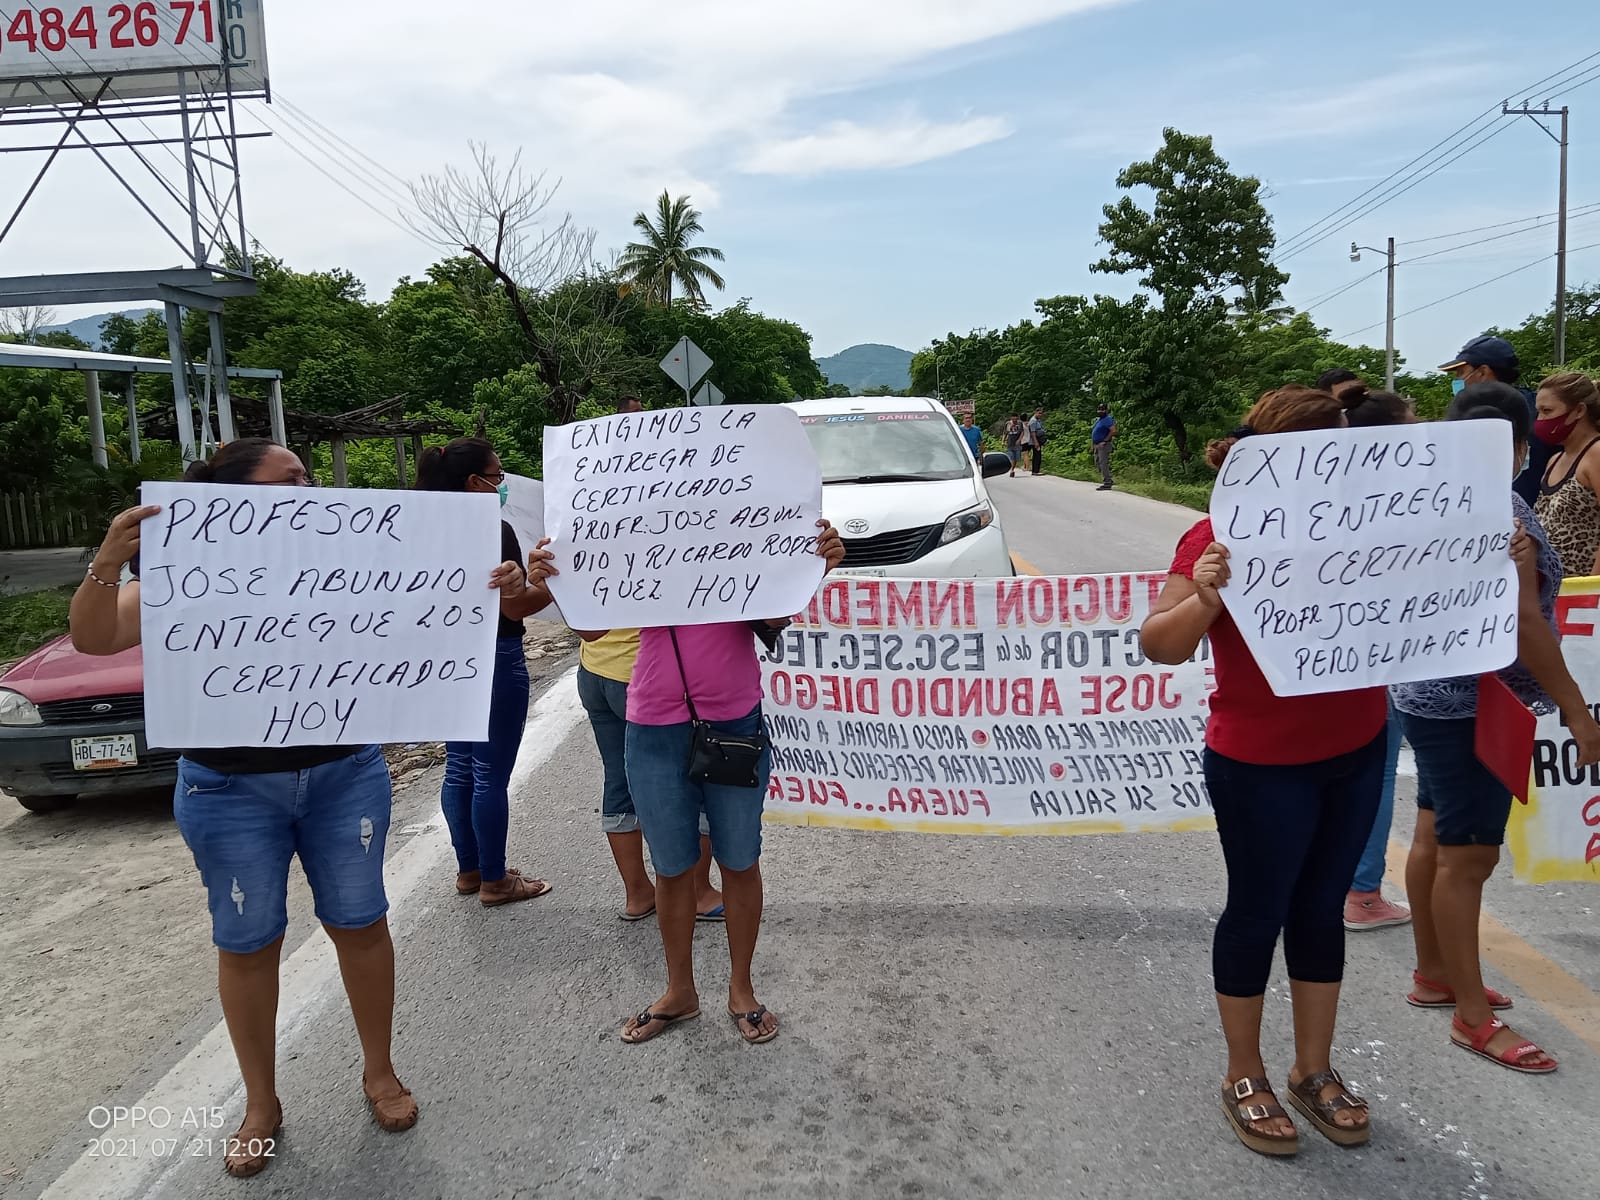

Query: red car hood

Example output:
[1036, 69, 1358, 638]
[0, 635, 144, 703]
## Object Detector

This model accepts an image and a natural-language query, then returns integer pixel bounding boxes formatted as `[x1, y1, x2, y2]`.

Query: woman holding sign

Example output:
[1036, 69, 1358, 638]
[416, 438, 556, 906]
[531, 522, 845, 1047]
[1393, 383, 1600, 1075]
[68, 440, 420, 1177]
[1140, 386, 1385, 1157]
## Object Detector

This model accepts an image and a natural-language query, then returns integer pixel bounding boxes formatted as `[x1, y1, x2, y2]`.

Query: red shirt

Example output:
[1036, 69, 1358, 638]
[1171, 520, 1386, 766]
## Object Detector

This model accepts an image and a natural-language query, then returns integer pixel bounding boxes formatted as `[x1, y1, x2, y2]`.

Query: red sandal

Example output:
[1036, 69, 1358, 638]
[1406, 971, 1513, 1011]
[1450, 1014, 1558, 1074]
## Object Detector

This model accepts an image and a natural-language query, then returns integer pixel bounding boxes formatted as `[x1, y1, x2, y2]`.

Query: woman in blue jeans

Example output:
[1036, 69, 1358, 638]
[417, 439, 555, 906]
[68, 441, 421, 1177]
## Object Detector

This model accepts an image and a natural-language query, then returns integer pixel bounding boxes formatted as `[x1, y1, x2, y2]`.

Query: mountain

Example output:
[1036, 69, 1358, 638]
[816, 343, 914, 393]
[41, 308, 157, 348]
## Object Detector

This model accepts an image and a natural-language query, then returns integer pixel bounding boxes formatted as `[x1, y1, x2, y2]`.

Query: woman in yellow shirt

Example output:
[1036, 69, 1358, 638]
[578, 629, 722, 920]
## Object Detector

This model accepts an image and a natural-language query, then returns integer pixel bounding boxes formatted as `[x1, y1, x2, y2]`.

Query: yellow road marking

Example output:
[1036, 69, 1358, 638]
[1011, 553, 1043, 576]
[1384, 838, 1600, 1057]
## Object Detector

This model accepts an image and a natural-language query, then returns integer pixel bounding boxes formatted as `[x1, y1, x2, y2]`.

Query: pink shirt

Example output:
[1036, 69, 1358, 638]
[626, 624, 764, 726]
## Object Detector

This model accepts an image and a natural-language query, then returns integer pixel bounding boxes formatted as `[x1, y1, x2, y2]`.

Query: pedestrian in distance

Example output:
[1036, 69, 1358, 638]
[530, 522, 846, 1048]
[1339, 387, 1418, 933]
[960, 412, 984, 460]
[1028, 408, 1048, 475]
[1440, 336, 1547, 505]
[415, 438, 556, 906]
[574, 625, 726, 921]
[1004, 414, 1024, 477]
[68, 440, 436, 1176]
[1091, 404, 1116, 490]
[1015, 413, 1035, 476]
[1532, 372, 1600, 578]
[1140, 386, 1383, 1158]
[1393, 382, 1600, 1075]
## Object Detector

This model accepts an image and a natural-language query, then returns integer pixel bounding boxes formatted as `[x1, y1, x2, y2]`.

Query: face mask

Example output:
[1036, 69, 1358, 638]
[497, 481, 510, 508]
[1534, 411, 1582, 446]
[1451, 379, 1466, 395]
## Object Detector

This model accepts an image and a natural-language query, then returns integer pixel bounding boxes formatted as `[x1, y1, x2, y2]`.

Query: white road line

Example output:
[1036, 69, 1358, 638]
[42, 669, 586, 1200]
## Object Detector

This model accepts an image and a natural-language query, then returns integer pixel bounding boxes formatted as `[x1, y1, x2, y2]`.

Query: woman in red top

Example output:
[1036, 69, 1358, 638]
[1141, 385, 1387, 1158]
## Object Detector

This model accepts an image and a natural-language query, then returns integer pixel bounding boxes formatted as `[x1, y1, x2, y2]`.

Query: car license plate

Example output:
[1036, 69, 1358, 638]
[839, 567, 888, 578]
[71, 734, 139, 771]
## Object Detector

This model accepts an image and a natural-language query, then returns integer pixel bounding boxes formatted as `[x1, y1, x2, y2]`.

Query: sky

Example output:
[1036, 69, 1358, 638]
[2, 0, 1598, 376]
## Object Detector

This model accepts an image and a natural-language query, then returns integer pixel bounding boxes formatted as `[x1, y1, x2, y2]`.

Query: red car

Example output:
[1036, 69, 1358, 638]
[0, 636, 178, 813]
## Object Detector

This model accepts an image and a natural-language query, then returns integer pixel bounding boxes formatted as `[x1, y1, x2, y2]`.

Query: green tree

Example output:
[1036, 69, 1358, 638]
[1091, 128, 1287, 460]
[617, 191, 727, 309]
[1229, 313, 1388, 407]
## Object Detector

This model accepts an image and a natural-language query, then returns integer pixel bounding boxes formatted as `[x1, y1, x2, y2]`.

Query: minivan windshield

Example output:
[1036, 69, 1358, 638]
[799, 412, 974, 484]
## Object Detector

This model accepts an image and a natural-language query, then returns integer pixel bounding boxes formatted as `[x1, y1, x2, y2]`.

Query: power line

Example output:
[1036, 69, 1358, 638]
[1405, 202, 1600, 244]
[1334, 237, 1600, 340]
[1273, 50, 1600, 263]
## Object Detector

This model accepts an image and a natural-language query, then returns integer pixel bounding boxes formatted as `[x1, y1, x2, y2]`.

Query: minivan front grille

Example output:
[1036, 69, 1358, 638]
[37, 695, 144, 725]
[840, 524, 943, 568]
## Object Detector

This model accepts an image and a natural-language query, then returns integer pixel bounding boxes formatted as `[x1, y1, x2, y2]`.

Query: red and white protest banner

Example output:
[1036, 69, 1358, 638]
[760, 575, 1216, 835]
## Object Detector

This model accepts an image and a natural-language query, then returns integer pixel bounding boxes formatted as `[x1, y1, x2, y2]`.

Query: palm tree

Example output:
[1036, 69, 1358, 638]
[617, 191, 726, 308]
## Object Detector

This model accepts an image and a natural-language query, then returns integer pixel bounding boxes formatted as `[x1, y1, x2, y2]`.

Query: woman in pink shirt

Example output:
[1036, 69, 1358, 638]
[531, 523, 843, 1045]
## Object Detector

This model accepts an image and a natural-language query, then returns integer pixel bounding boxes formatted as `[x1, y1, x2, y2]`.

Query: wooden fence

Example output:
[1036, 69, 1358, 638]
[0, 490, 98, 549]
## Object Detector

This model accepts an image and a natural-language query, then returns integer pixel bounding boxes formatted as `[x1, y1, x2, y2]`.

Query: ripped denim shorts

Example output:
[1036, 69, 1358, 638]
[173, 745, 392, 953]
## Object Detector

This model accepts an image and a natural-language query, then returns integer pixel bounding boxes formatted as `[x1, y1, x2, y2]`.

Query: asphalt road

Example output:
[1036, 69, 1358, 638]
[15, 474, 1600, 1200]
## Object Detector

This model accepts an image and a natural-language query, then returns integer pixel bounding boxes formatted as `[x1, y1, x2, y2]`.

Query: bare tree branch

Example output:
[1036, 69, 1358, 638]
[0, 304, 59, 342]
[408, 143, 610, 423]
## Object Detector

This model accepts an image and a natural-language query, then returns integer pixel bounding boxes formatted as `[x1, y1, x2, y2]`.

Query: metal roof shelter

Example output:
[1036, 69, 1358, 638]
[0, 340, 283, 467]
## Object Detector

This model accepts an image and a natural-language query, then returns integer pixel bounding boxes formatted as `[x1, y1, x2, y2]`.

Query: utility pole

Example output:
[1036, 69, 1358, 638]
[1504, 101, 1570, 364]
[1350, 239, 1396, 390]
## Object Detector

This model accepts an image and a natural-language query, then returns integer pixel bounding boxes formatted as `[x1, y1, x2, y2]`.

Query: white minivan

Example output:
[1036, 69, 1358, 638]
[788, 396, 1015, 577]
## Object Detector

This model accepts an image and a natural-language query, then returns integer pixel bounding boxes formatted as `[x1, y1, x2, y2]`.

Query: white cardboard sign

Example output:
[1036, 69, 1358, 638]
[1208, 421, 1518, 696]
[542, 405, 825, 629]
[501, 474, 564, 623]
[137, 483, 500, 748]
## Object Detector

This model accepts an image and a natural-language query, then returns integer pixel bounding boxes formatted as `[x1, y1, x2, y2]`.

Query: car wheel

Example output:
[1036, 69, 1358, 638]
[15, 794, 74, 814]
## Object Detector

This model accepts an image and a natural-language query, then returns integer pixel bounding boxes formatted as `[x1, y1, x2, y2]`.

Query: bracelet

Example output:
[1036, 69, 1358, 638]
[85, 567, 120, 589]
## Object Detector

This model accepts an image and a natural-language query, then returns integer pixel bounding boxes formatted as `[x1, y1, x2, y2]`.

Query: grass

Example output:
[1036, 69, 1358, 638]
[0, 586, 75, 662]
[1044, 457, 1212, 511]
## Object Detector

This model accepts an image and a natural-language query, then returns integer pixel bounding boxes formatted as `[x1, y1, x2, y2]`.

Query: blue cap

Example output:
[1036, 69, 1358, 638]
[1439, 335, 1518, 373]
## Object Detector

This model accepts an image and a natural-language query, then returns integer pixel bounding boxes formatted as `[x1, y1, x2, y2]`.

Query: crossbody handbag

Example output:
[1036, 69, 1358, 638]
[668, 627, 769, 788]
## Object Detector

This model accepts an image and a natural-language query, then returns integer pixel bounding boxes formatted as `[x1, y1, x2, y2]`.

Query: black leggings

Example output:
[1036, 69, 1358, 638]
[1204, 734, 1384, 998]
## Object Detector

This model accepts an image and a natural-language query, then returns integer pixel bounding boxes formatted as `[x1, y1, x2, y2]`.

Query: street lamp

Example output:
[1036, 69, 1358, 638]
[1350, 239, 1396, 391]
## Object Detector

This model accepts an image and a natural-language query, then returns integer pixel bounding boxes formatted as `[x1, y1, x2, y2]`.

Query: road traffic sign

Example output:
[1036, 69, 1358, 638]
[660, 337, 713, 393]
[692, 381, 725, 407]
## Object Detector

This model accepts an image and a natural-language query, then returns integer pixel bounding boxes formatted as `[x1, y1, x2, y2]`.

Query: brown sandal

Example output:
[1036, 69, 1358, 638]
[456, 867, 526, 895]
[478, 873, 552, 907]
[1286, 1069, 1370, 1146]
[223, 1098, 283, 1178]
[1221, 1078, 1298, 1157]
[363, 1079, 419, 1133]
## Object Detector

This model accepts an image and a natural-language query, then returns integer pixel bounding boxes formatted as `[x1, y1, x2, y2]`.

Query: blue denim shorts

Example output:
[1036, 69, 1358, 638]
[624, 707, 769, 877]
[1398, 712, 1514, 847]
[173, 745, 393, 953]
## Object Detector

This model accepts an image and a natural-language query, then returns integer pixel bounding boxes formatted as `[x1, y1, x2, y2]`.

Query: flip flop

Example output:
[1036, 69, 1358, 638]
[696, 905, 726, 923]
[621, 1007, 700, 1044]
[621, 904, 657, 922]
[730, 1005, 779, 1045]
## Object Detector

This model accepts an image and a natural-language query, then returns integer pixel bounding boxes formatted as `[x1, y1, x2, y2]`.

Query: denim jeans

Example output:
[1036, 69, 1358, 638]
[625, 707, 770, 877]
[577, 666, 636, 833]
[1350, 704, 1403, 892]
[1398, 711, 1514, 846]
[440, 636, 529, 881]
[174, 745, 392, 953]
[1204, 732, 1385, 997]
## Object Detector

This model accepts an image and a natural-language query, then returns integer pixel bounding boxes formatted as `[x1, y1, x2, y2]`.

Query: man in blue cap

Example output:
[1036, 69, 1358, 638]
[1440, 335, 1546, 503]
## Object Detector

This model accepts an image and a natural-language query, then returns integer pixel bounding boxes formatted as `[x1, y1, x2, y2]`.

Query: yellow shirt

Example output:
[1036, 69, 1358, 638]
[580, 628, 641, 683]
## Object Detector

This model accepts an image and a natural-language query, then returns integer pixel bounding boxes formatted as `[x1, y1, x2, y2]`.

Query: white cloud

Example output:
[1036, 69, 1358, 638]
[743, 115, 1014, 176]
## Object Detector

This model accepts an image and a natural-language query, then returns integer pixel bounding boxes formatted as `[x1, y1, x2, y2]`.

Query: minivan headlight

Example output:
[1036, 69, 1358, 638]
[0, 689, 42, 727]
[940, 503, 995, 545]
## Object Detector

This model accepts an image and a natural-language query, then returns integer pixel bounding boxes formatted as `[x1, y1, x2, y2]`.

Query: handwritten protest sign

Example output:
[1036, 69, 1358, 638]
[138, 483, 499, 748]
[501, 474, 563, 623]
[761, 574, 1217, 835]
[1508, 575, 1600, 883]
[543, 405, 824, 629]
[1209, 422, 1517, 697]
